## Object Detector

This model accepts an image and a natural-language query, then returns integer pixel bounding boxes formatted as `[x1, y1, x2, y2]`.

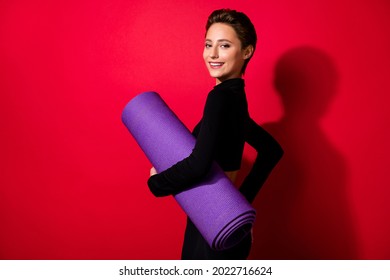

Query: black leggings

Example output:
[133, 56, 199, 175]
[181, 217, 252, 260]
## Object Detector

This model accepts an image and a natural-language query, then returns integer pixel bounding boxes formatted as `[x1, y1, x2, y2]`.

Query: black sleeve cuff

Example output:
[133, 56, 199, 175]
[147, 174, 174, 197]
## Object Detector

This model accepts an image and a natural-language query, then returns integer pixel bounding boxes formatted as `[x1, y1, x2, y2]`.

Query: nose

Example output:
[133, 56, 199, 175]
[209, 46, 219, 59]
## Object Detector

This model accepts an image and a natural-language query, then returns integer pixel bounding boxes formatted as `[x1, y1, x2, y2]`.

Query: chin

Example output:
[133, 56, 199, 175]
[208, 71, 223, 79]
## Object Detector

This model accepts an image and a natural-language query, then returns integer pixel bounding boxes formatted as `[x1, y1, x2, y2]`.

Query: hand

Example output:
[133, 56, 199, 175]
[150, 167, 157, 177]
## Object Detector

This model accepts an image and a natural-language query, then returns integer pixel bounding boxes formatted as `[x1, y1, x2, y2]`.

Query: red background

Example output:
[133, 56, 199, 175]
[1, 0, 389, 259]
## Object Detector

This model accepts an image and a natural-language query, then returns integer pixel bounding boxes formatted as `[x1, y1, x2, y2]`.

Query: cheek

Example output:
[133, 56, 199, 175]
[226, 49, 243, 62]
[224, 51, 244, 69]
[235, 49, 245, 61]
[218, 50, 231, 62]
[235, 51, 246, 66]
[203, 49, 208, 62]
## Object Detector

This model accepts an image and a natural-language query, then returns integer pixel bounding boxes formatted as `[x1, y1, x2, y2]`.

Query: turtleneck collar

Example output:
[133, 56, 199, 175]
[214, 78, 245, 90]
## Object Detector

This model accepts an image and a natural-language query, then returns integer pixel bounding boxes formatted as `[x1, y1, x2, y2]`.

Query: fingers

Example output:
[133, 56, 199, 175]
[150, 167, 157, 176]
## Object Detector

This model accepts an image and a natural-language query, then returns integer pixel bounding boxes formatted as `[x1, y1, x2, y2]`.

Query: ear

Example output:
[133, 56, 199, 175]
[243, 45, 254, 60]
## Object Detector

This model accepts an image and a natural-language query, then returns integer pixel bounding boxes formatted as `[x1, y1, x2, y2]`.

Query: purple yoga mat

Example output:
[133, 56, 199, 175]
[122, 91, 256, 250]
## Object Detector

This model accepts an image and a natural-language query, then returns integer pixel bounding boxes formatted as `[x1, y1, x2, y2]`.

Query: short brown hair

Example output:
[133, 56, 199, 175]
[206, 9, 257, 74]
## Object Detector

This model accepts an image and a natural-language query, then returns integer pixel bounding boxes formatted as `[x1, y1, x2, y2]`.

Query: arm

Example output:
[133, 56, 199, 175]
[147, 91, 226, 197]
[239, 118, 284, 203]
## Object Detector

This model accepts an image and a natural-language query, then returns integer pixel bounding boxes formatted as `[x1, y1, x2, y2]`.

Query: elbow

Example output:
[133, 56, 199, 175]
[263, 141, 284, 165]
[275, 143, 284, 162]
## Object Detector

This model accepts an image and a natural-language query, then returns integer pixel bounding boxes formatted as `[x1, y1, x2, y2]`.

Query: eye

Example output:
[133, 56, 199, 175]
[205, 43, 212, 48]
[220, 44, 231, 49]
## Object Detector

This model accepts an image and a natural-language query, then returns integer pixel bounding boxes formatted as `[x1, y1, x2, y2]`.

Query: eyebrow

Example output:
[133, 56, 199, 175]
[205, 39, 233, 43]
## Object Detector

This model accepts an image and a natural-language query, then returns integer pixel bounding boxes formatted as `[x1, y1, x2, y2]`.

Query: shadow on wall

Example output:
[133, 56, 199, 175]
[247, 46, 358, 259]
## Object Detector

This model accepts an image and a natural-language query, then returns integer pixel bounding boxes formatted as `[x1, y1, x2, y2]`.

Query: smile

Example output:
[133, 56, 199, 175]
[209, 62, 224, 69]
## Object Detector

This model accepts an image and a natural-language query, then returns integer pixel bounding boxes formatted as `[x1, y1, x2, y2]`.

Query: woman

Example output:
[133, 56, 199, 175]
[147, 9, 283, 259]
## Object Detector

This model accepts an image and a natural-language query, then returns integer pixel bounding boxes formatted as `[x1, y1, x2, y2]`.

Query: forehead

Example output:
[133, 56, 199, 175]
[205, 23, 240, 42]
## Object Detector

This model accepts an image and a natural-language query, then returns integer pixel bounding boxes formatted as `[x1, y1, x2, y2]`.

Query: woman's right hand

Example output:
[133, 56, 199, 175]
[150, 167, 157, 177]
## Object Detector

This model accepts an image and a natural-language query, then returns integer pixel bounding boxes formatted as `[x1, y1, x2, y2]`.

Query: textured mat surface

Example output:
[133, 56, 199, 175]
[122, 91, 256, 250]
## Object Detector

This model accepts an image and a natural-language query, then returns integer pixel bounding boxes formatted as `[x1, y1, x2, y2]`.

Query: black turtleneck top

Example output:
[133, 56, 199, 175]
[147, 78, 283, 259]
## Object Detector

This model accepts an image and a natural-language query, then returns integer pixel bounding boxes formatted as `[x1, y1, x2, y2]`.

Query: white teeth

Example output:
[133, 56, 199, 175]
[210, 63, 223, 66]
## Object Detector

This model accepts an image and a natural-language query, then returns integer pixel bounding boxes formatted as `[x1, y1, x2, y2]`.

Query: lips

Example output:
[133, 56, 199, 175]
[209, 62, 224, 69]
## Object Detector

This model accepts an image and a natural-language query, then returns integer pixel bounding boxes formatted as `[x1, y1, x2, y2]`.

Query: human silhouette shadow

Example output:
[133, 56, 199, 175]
[246, 46, 358, 259]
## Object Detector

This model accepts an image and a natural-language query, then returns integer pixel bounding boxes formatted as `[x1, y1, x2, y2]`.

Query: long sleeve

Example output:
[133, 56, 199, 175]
[239, 118, 284, 203]
[147, 90, 227, 197]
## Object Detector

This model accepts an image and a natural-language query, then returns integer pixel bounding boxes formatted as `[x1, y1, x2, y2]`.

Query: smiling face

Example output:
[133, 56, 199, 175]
[203, 23, 252, 84]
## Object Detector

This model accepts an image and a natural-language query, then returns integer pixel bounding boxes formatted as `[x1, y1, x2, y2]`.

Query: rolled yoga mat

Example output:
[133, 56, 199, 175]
[122, 91, 256, 250]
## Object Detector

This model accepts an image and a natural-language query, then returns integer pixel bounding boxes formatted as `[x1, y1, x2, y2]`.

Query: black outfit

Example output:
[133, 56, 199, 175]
[147, 78, 283, 259]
